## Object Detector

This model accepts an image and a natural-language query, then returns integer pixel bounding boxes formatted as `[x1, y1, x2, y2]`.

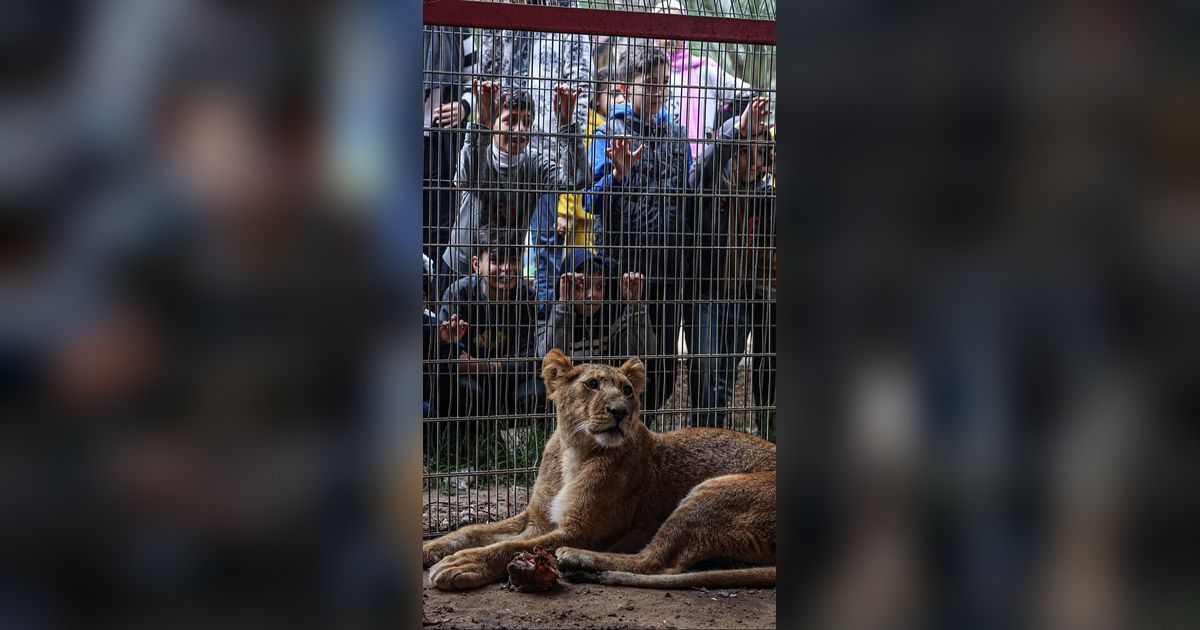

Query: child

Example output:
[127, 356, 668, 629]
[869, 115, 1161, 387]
[526, 68, 626, 308]
[584, 44, 693, 410]
[537, 249, 656, 365]
[684, 96, 773, 427]
[466, 11, 592, 311]
[438, 229, 543, 420]
[424, 253, 461, 422]
[746, 122, 776, 414]
[653, 0, 756, 159]
[556, 67, 624, 250]
[440, 81, 590, 291]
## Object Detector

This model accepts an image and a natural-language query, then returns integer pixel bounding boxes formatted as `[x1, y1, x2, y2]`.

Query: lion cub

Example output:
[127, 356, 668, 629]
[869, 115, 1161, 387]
[423, 349, 776, 590]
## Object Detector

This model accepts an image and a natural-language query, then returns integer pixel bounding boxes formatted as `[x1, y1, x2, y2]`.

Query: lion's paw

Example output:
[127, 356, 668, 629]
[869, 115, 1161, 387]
[555, 546, 597, 570]
[428, 549, 500, 590]
[422, 540, 454, 568]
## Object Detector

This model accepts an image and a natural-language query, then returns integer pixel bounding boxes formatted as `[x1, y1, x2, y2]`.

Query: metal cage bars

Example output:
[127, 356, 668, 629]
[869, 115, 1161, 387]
[422, 3, 775, 538]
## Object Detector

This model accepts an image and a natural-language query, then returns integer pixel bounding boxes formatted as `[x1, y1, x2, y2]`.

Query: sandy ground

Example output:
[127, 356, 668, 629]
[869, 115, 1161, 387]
[424, 486, 531, 536]
[423, 577, 776, 629]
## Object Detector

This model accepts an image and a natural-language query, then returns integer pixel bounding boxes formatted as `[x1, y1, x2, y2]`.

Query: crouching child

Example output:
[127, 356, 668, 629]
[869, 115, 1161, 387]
[537, 249, 656, 369]
[438, 230, 543, 435]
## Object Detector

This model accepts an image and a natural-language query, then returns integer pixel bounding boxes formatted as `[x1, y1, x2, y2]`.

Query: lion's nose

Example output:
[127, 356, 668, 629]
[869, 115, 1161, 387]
[607, 406, 628, 422]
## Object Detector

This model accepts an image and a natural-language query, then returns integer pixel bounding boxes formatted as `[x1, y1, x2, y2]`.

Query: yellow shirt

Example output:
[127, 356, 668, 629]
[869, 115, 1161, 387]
[556, 109, 604, 250]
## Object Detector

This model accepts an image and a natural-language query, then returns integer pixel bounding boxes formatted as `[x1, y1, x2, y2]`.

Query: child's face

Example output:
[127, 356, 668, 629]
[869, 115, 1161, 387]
[574, 273, 606, 316]
[623, 63, 671, 119]
[735, 148, 766, 184]
[491, 106, 533, 155]
[474, 250, 521, 293]
[594, 85, 623, 118]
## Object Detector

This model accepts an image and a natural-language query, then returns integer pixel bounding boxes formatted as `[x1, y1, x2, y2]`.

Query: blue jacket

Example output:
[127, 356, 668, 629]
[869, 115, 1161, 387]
[584, 103, 693, 282]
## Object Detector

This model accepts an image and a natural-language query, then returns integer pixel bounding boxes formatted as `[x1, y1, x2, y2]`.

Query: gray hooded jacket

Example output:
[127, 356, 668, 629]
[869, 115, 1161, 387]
[442, 121, 590, 275]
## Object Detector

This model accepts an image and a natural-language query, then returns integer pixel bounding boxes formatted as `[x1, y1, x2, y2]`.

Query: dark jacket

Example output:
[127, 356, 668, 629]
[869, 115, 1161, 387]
[437, 275, 540, 378]
[584, 102, 693, 282]
[687, 115, 776, 298]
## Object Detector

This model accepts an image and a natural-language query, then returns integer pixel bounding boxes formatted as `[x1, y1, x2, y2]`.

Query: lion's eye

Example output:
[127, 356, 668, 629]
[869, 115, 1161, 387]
[584, 378, 599, 390]
[622, 384, 634, 396]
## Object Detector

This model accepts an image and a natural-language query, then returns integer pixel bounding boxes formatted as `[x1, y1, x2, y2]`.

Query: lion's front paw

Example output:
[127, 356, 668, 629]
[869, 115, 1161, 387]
[428, 549, 502, 590]
[423, 540, 448, 568]
[555, 546, 597, 570]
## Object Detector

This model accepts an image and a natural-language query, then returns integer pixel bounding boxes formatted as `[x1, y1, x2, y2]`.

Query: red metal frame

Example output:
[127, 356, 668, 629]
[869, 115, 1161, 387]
[423, 0, 775, 45]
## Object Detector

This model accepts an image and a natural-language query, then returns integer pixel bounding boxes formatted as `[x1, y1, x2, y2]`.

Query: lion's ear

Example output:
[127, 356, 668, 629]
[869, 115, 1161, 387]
[619, 356, 646, 397]
[542, 349, 575, 396]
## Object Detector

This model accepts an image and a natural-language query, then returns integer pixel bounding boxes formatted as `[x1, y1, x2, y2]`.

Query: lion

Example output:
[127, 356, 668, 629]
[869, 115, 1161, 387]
[423, 349, 776, 590]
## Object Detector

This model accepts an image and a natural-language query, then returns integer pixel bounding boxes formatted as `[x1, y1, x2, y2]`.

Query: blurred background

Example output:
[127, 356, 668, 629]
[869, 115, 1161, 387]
[0, 0, 1195, 629]
[1, 0, 420, 627]
[777, 1, 1199, 629]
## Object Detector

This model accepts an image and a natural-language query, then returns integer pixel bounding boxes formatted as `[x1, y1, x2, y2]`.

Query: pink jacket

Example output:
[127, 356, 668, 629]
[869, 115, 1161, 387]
[667, 48, 752, 158]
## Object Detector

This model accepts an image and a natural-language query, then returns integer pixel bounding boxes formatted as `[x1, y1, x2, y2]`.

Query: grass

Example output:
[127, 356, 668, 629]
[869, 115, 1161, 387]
[422, 415, 556, 494]
[422, 408, 775, 494]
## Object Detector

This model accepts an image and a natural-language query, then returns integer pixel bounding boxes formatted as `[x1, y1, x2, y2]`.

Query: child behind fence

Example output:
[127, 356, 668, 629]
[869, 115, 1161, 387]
[585, 44, 693, 411]
[684, 97, 773, 428]
[437, 229, 543, 429]
[440, 81, 589, 294]
[547, 67, 625, 255]
[537, 249, 655, 364]
[653, 0, 756, 160]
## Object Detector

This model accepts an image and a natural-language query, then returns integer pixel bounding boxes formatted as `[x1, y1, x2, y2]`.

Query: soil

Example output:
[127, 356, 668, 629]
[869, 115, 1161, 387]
[424, 486, 531, 536]
[423, 576, 776, 629]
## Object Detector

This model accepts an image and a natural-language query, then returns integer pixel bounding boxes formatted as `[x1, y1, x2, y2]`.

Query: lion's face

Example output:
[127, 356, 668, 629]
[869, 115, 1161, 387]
[541, 350, 646, 449]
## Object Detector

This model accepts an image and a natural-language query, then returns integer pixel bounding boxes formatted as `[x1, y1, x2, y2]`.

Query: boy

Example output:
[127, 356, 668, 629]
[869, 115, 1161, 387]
[746, 122, 776, 415]
[440, 80, 590, 293]
[654, 0, 756, 159]
[438, 229, 542, 420]
[557, 67, 624, 250]
[537, 249, 655, 364]
[527, 68, 625, 307]
[465, 10, 592, 311]
[685, 96, 773, 427]
[584, 44, 693, 410]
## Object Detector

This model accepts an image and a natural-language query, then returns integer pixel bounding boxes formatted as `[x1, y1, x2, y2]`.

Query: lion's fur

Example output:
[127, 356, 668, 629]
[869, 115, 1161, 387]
[423, 349, 777, 590]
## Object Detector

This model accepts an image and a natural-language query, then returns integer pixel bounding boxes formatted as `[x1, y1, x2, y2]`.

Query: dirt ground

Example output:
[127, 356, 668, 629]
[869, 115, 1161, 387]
[423, 576, 776, 629]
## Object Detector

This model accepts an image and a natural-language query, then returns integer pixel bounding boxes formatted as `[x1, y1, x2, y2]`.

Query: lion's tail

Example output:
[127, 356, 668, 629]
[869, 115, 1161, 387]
[564, 566, 775, 589]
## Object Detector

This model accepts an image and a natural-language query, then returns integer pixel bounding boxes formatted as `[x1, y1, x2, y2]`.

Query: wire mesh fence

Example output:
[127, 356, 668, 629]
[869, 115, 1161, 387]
[422, 1, 775, 538]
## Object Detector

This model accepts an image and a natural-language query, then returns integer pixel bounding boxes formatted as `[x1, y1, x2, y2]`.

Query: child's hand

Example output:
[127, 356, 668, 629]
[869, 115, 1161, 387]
[552, 84, 583, 124]
[439, 315, 469, 344]
[434, 101, 465, 127]
[605, 136, 645, 183]
[620, 272, 645, 303]
[458, 351, 495, 374]
[473, 79, 502, 128]
[736, 96, 772, 138]
[558, 272, 586, 303]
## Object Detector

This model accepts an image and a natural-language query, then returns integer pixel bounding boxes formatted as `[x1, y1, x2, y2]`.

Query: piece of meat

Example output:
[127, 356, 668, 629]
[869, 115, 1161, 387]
[506, 545, 562, 592]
